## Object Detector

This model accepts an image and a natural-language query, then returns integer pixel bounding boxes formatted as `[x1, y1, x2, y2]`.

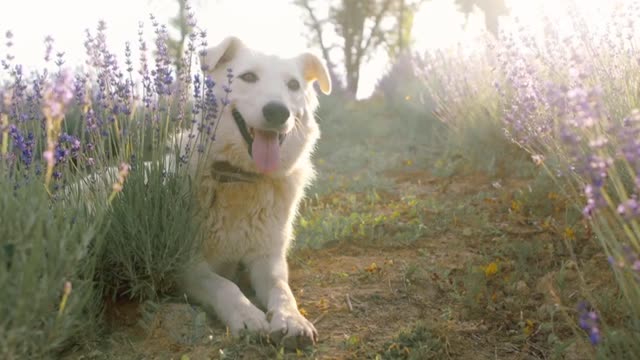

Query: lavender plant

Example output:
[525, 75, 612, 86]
[0, 2, 229, 356]
[416, 43, 533, 177]
[418, 0, 640, 355]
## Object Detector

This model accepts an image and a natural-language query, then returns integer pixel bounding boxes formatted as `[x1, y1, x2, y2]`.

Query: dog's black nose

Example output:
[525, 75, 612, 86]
[262, 101, 290, 126]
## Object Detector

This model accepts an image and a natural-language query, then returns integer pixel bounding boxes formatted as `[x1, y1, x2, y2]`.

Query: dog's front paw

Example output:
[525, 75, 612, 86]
[267, 309, 318, 349]
[226, 303, 269, 337]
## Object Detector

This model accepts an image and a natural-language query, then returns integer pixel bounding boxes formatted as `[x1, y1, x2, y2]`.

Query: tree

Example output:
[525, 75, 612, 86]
[295, 0, 425, 97]
[384, 0, 425, 59]
[455, 0, 509, 37]
[295, 0, 344, 93]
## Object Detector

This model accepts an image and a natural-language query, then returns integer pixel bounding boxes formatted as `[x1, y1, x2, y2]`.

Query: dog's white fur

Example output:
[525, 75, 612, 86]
[177, 37, 331, 348]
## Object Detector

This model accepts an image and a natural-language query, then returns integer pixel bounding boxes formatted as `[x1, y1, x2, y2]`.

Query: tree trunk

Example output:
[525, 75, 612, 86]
[484, 11, 499, 37]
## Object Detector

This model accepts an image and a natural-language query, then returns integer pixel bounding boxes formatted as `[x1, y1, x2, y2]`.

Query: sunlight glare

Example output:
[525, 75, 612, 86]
[412, 0, 486, 53]
[504, 0, 627, 38]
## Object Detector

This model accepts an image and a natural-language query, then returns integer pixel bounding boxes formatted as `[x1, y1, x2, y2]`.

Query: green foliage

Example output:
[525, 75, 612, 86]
[0, 178, 103, 359]
[96, 159, 203, 301]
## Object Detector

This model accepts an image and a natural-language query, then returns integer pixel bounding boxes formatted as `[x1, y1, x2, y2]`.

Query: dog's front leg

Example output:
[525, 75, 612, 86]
[248, 255, 317, 349]
[180, 261, 269, 336]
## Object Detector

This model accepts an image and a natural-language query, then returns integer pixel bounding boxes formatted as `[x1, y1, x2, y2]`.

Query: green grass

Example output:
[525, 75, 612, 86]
[296, 190, 430, 248]
[377, 323, 446, 360]
[310, 95, 444, 195]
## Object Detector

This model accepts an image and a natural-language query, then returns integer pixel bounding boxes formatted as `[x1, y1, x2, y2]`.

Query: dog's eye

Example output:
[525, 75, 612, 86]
[239, 72, 258, 83]
[287, 79, 300, 91]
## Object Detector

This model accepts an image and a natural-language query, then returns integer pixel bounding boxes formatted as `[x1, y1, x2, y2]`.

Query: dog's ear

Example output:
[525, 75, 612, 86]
[299, 53, 331, 95]
[201, 36, 244, 72]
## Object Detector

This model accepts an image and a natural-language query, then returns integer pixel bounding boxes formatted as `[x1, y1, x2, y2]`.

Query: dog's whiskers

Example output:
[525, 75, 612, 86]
[291, 116, 306, 139]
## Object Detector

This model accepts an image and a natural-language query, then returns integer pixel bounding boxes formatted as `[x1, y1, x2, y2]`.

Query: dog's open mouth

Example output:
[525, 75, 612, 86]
[248, 128, 287, 145]
[232, 108, 287, 174]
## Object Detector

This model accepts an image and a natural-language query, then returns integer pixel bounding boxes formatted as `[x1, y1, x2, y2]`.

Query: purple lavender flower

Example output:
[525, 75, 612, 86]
[43, 70, 74, 119]
[54, 133, 81, 164]
[1, 30, 14, 70]
[583, 184, 607, 218]
[55, 52, 66, 68]
[192, 73, 202, 116]
[198, 30, 209, 72]
[196, 76, 218, 140]
[151, 19, 174, 97]
[73, 74, 87, 107]
[577, 301, 602, 346]
[617, 196, 640, 220]
[8, 125, 34, 167]
[124, 41, 133, 74]
[44, 35, 54, 62]
[609, 245, 640, 282]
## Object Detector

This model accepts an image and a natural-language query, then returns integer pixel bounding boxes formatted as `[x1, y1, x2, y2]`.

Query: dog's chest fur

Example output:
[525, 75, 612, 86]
[195, 165, 311, 269]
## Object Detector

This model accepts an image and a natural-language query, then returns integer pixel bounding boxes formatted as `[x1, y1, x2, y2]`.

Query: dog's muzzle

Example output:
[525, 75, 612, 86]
[231, 107, 286, 157]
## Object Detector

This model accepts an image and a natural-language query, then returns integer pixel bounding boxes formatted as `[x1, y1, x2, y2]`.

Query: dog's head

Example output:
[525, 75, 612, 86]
[200, 37, 331, 175]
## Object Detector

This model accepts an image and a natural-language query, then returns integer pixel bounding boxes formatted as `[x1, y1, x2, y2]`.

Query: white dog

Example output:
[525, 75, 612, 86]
[177, 37, 331, 349]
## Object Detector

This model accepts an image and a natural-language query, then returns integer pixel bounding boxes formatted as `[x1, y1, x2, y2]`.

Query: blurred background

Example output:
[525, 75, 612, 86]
[0, 0, 612, 99]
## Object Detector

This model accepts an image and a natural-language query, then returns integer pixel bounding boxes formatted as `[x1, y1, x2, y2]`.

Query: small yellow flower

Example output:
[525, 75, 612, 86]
[316, 298, 330, 311]
[524, 319, 535, 336]
[484, 262, 499, 277]
[564, 226, 576, 240]
[510, 200, 522, 213]
[365, 262, 380, 273]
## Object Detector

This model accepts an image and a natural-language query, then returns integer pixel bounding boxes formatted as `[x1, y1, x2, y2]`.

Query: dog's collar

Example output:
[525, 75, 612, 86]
[231, 107, 287, 157]
[211, 161, 261, 183]
[232, 108, 254, 156]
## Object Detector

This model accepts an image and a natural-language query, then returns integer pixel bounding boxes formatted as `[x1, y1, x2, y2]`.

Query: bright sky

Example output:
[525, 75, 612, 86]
[0, 0, 619, 99]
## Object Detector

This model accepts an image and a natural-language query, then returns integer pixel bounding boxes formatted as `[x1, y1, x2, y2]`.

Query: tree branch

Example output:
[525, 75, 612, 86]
[297, 0, 342, 89]
[359, 0, 394, 56]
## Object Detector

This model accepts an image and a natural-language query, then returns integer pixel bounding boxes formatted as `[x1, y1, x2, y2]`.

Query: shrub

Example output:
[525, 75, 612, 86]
[0, 178, 103, 358]
[416, 43, 534, 178]
[0, 2, 225, 356]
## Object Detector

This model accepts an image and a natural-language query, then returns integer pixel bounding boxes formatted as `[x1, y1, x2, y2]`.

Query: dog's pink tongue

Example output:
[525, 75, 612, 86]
[252, 130, 280, 173]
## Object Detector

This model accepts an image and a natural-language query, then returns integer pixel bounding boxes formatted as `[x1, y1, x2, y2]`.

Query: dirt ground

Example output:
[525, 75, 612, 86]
[66, 168, 599, 360]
